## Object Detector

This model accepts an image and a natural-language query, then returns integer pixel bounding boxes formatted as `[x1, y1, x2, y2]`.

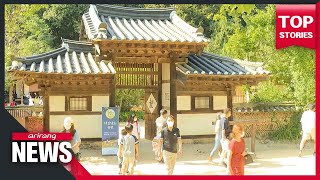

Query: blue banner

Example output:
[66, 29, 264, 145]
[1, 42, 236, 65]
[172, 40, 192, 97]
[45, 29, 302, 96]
[102, 107, 119, 155]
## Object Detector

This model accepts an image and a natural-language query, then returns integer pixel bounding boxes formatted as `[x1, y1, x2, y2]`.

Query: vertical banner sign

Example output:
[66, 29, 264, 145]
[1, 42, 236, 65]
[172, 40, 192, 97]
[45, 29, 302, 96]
[276, 5, 316, 49]
[102, 107, 119, 155]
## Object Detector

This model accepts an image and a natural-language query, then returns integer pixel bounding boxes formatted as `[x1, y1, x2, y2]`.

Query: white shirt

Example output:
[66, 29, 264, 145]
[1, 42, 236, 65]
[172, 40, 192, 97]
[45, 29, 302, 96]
[155, 116, 167, 136]
[300, 110, 315, 133]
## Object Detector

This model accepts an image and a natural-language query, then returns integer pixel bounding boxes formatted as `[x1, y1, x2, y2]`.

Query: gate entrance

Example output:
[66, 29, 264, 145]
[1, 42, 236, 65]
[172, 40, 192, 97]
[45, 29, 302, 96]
[114, 62, 161, 140]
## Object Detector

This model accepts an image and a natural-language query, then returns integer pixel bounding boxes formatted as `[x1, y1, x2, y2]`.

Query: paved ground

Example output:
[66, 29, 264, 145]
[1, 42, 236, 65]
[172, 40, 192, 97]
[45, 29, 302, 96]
[80, 120, 315, 175]
[80, 139, 315, 175]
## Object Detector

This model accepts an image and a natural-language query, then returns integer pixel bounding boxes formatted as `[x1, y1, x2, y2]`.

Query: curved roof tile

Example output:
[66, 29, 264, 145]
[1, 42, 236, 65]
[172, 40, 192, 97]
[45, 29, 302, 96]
[82, 4, 208, 42]
[177, 52, 270, 76]
[8, 40, 115, 75]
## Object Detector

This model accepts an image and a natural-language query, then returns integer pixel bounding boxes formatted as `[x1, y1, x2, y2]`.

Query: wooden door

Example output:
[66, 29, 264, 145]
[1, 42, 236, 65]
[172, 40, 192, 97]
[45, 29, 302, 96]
[144, 90, 159, 140]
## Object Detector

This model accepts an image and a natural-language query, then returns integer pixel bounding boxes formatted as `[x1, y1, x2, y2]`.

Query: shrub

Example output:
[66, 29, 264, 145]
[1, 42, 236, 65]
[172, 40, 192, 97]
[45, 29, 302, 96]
[268, 111, 302, 141]
[119, 111, 145, 122]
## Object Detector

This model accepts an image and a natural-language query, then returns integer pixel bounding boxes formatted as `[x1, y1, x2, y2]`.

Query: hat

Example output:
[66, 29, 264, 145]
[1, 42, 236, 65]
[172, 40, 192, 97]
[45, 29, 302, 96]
[64, 117, 74, 130]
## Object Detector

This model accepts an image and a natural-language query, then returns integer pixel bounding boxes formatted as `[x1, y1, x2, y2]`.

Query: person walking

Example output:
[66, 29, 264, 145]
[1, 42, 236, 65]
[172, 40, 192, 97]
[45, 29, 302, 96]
[153, 109, 168, 162]
[62, 117, 81, 161]
[61, 117, 81, 175]
[127, 114, 141, 140]
[299, 103, 316, 157]
[160, 116, 182, 175]
[208, 113, 223, 162]
[156, 109, 168, 137]
[220, 108, 232, 166]
[227, 124, 246, 176]
[117, 129, 127, 175]
[119, 124, 139, 175]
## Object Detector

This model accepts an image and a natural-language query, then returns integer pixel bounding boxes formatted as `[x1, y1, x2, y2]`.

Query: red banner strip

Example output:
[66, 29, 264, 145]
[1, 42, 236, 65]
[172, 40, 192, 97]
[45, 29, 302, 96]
[12, 132, 72, 141]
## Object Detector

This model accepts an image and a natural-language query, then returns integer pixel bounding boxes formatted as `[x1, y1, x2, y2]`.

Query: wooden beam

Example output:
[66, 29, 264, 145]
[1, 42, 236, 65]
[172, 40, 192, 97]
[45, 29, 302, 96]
[158, 63, 163, 111]
[115, 85, 158, 89]
[109, 76, 116, 107]
[177, 91, 228, 96]
[158, 57, 187, 63]
[227, 87, 233, 121]
[114, 57, 157, 63]
[50, 111, 102, 115]
[117, 71, 158, 75]
[170, 58, 177, 126]
[42, 86, 50, 131]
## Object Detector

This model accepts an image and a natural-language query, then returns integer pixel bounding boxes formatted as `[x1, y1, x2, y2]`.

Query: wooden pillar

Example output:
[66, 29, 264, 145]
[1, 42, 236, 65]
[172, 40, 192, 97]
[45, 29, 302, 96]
[227, 86, 233, 121]
[158, 63, 162, 113]
[170, 59, 177, 126]
[109, 76, 116, 107]
[40, 86, 50, 132]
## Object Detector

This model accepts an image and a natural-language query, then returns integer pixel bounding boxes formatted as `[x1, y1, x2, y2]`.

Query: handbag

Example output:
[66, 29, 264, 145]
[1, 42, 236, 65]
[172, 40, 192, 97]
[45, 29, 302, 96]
[244, 154, 254, 165]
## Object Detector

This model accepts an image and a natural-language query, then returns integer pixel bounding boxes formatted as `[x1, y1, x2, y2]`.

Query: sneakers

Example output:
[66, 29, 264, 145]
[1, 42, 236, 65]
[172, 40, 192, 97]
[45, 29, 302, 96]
[208, 156, 213, 162]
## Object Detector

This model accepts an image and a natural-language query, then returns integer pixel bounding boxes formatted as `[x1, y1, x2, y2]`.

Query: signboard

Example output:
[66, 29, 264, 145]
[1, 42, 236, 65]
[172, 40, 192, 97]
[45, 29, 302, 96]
[101, 107, 119, 155]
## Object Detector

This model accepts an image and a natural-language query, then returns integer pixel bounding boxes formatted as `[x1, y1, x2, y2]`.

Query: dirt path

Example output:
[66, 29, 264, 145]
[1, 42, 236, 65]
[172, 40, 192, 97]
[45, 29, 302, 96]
[80, 139, 315, 175]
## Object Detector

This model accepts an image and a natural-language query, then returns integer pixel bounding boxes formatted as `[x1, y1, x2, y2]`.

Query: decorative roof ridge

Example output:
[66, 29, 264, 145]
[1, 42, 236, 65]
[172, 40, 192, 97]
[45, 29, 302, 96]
[94, 4, 174, 20]
[202, 52, 265, 66]
[96, 4, 175, 13]
[15, 47, 67, 64]
[61, 38, 92, 46]
[61, 38, 94, 53]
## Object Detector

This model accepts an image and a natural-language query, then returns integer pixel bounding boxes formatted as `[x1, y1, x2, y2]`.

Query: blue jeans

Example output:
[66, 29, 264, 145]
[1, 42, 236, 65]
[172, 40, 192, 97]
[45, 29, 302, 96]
[210, 134, 221, 157]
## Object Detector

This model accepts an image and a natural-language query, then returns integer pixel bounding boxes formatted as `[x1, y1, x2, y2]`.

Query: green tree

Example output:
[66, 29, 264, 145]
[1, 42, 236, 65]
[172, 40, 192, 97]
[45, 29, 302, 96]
[219, 5, 315, 106]
[115, 89, 144, 112]
[43, 4, 88, 47]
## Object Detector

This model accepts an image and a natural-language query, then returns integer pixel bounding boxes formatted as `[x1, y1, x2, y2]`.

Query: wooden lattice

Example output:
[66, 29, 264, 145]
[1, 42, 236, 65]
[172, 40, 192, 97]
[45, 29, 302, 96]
[233, 111, 295, 139]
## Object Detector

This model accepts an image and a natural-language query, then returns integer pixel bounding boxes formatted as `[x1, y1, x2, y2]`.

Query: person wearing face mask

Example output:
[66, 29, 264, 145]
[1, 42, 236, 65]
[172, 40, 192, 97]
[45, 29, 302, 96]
[156, 109, 168, 137]
[152, 109, 168, 163]
[62, 117, 81, 161]
[127, 114, 141, 140]
[159, 115, 182, 175]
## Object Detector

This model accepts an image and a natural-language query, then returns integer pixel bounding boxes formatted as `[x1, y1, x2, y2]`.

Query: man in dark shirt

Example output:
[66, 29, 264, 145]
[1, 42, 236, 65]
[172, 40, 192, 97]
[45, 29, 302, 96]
[160, 116, 182, 175]
[220, 108, 232, 166]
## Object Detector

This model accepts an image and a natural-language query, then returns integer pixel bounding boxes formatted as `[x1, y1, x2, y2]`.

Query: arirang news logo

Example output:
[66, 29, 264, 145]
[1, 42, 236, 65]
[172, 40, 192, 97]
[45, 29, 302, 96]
[11, 132, 73, 163]
[276, 5, 316, 49]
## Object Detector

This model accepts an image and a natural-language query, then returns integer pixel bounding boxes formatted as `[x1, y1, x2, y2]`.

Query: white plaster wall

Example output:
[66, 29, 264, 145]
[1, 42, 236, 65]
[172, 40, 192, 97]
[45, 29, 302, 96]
[24, 84, 30, 95]
[213, 96, 227, 110]
[162, 83, 170, 108]
[49, 96, 65, 112]
[177, 96, 191, 110]
[92, 96, 109, 111]
[162, 63, 170, 80]
[50, 115, 102, 138]
[177, 113, 217, 135]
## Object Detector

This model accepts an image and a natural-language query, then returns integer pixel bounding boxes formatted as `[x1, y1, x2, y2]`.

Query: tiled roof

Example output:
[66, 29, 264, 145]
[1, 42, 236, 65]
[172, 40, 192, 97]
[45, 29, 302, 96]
[177, 52, 270, 75]
[9, 40, 115, 75]
[82, 4, 208, 42]
[234, 104, 297, 113]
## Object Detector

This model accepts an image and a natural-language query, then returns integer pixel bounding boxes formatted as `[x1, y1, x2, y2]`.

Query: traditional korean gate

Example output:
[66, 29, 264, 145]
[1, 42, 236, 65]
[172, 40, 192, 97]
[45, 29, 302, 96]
[114, 62, 161, 140]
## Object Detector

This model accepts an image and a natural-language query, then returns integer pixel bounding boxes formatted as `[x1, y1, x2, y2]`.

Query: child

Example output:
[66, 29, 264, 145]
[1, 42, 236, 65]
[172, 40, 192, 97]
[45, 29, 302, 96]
[127, 114, 141, 140]
[227, 125, 246, 175]
[119, 125, 139, 175]
[117, 129, 127, 175]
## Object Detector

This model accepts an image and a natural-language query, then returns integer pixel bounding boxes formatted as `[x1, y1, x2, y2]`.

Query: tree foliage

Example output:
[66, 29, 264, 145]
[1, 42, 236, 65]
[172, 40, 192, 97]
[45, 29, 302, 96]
[214, 5, 315, 106]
